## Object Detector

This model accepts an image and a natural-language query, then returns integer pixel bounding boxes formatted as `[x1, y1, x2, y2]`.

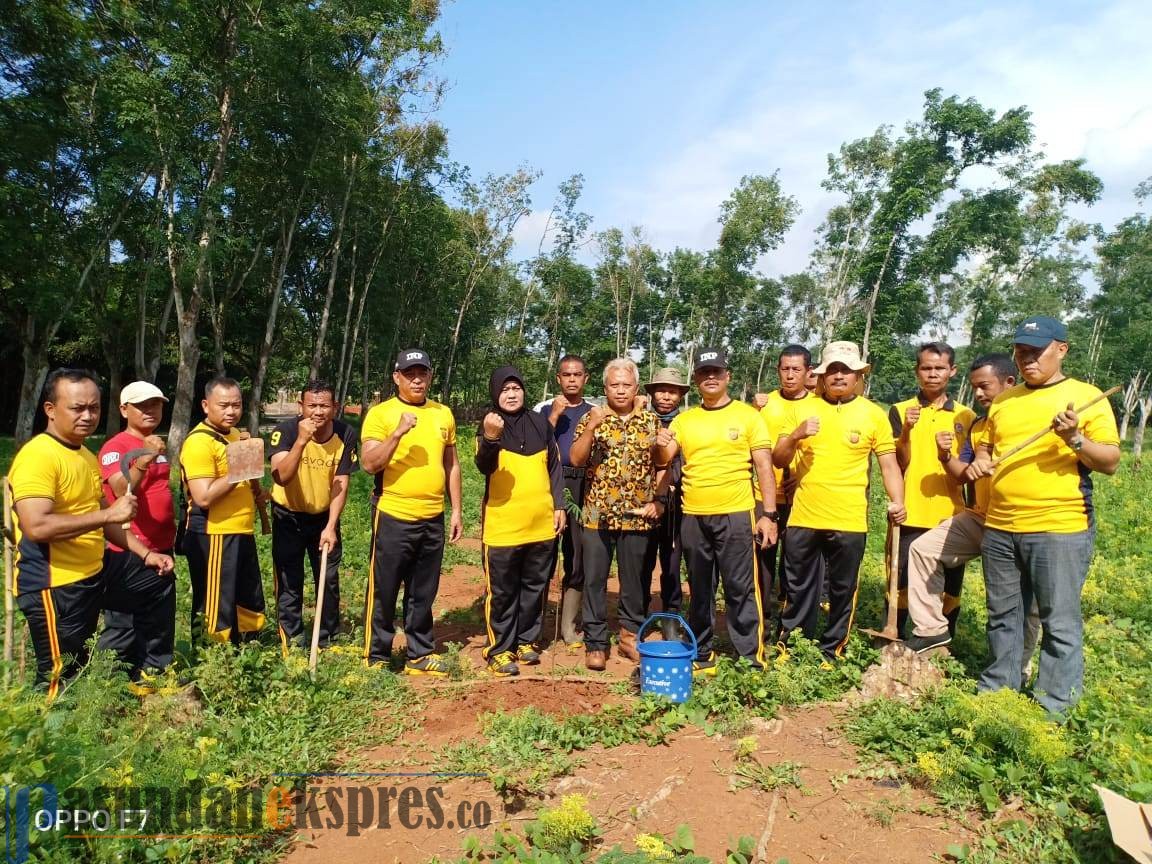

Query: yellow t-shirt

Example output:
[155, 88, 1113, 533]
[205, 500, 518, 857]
[179, 423, 255, 535]
[361, 397, 456, 521]
[669, 400, 772, 516]
[789, 396, 896, 533]
[984, 378, 1119, 533]
[960, 416, 991, 519]
[10, 434, 105, 594]
[889, 395, 976, 529]
[481, 449, 556, 546]
[269, 419, 359, 514]
[758, 390, 812, 505]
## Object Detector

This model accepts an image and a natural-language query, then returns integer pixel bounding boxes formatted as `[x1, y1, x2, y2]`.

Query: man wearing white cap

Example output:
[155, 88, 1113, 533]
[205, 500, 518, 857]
[773, 341, 907, 660]
[97, 380, 177, 690]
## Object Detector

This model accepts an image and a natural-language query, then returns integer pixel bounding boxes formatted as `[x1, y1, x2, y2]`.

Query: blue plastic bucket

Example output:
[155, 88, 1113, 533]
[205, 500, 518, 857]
[637, 613, 697, 703]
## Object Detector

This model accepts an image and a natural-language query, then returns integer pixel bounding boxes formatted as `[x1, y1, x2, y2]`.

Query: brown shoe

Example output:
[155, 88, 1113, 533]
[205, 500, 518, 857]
[585, 649, 607, 671]
[617, 628, 640, 663]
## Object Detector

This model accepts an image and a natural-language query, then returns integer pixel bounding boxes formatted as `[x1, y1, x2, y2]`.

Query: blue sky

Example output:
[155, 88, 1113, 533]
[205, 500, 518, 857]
[433, 0, 1152, 276]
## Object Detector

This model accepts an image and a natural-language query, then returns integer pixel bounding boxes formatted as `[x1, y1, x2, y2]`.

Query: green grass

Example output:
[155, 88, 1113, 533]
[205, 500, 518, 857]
[1, 433, 1149, 863]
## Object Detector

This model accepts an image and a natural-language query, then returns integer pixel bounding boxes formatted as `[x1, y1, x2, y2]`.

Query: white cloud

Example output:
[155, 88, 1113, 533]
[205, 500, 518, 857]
[598, 0, 1152, 278]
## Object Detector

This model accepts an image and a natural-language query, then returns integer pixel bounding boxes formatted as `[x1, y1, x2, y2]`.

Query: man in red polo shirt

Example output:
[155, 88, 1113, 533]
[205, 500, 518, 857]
[98, 380, 177, 689]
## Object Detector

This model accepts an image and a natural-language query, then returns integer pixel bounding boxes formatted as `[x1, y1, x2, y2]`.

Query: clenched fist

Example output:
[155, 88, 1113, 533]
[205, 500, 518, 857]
[585, 405, 607, 429]
[549, 395, 568, 419]
[655, 427, 675, 449]
[106, 492, 138, 525]
[935, 430, 954, 455]
[632, 394, 649, 411]
[142, 434, 166, 455]
[793, 417, 820, 440]
[752, 392, 770, 409]
[904, 405, 921, 429]
[298, 416, 319, 444]
[395, 412, 418, 437]
[482, 412, 505, 441]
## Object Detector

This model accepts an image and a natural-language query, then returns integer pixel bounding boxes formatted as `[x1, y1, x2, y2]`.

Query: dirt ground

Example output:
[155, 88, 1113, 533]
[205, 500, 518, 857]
[280, 555, 977, 864]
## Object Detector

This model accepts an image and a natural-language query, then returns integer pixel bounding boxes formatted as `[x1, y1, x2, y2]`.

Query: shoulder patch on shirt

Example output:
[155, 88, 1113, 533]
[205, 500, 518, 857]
[101, 452, 121, 466]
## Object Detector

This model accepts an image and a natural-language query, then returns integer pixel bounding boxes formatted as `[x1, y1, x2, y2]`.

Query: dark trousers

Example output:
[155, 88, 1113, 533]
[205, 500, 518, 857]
[481, 539, 555, 660]
[897, 525, 965, 638]
[681, 511, 767, 665]
[364, 510, 444, 662]
[271, 504, 342, 650]
[781, 527, 867, 659]
[98, 549, 177, 679]
[755, 501, 795, 622]
[187, 533, 265, 646]
[19, 575, 103, 700]
[559, 470, 585, 590]
[582, 527, 651, 651]
[642, 497, 683, 613]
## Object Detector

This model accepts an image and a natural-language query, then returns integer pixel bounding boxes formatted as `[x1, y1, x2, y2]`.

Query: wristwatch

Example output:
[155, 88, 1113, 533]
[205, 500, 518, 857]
[762, 510, 780, 523]
[1070, 434, 1085, 452]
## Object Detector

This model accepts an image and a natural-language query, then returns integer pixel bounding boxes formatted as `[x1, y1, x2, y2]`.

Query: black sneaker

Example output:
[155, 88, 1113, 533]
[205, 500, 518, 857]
[904, 632, 952, 654]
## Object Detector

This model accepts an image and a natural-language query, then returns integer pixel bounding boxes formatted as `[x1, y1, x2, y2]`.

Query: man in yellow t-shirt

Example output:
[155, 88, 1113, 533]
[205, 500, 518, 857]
[179, 377, 269, 647]
[905, 354, 1016, 654]
[655, 347, 778, 673]
[772, 342, 907, 660]
[756, 345, 816, 621]
[269, 380, 358, 652]
[967, 316, 1120, 715]
[888, 342, 976, 638]
[361, 349, 463, 676]
[11, 369, 174, 701]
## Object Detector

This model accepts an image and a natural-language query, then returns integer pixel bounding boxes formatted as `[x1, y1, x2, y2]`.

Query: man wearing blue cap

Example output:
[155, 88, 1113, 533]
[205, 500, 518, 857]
[967, 315, 1119, 715]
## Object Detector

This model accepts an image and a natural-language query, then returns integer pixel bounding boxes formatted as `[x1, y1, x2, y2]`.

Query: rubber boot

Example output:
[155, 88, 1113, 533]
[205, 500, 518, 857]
[560, 588, 583, 648]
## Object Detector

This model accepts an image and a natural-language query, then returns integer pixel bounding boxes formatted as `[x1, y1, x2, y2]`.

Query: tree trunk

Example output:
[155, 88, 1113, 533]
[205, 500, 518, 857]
[1134, 397, 1151, 463]
[333, 233, 359, 406]
[167, 303, 202, 459]
[308, 155, 356, 382]
[248, 208, 305, 434]
[1119, 411, 1132, 443]
[860, 232, 898, 364]
[360, 312, 372, 417]
[14, 316, 62, 445]
[104, 363, 123, 438]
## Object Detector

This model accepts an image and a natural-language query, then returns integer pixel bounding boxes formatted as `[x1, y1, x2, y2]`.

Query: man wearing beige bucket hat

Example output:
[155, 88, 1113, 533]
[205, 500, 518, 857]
[772, 341, 907, 660]
[641, 367, 690, 619]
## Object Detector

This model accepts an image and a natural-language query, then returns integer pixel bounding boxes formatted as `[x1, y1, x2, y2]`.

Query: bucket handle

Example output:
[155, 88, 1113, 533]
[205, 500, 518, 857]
[637, 612, 697, 656]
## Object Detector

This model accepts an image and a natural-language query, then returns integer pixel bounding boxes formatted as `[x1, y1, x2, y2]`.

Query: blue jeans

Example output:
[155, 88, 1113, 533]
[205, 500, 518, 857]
[979, 527, 1095, 715]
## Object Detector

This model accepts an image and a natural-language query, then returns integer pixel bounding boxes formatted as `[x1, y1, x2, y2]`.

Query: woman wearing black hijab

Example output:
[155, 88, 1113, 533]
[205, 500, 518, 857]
[475, 366, 566, 676]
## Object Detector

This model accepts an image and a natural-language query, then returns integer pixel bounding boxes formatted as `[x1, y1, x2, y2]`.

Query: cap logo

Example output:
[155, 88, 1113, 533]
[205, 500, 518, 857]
[1023, 322, 1039, 331]
[406, 352, 423, 360]
[699, 351, 718, 361]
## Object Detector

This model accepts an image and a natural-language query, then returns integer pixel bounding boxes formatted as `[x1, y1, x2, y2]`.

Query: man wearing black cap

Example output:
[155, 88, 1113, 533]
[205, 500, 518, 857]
[655, 347, 778, 673]
[476, 366, 565, 676]
[967, 315, 1119, 714]
[360, 349, 463, 676]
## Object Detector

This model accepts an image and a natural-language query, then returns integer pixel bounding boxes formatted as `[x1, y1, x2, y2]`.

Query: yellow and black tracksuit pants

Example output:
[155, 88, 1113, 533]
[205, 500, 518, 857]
[18, 574, 103, 700]
[271, 504, 342, 650]
[583, 527, 650, 651]
[481, 539, 554, 660]
[363, 511, 444, 663]
[186, 532, 266, 646]
[896, 526, 965, 639]
[780, 527, 867, 659]
[681, 511, 767, 666]
[558, 469, 585, 591]
[97, 549, 177, 680]
[19, 551, 175, 698]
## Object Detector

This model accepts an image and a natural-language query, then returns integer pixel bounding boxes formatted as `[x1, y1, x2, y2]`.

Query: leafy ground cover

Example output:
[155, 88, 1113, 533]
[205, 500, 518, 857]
[0, 432, 1147, 862]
